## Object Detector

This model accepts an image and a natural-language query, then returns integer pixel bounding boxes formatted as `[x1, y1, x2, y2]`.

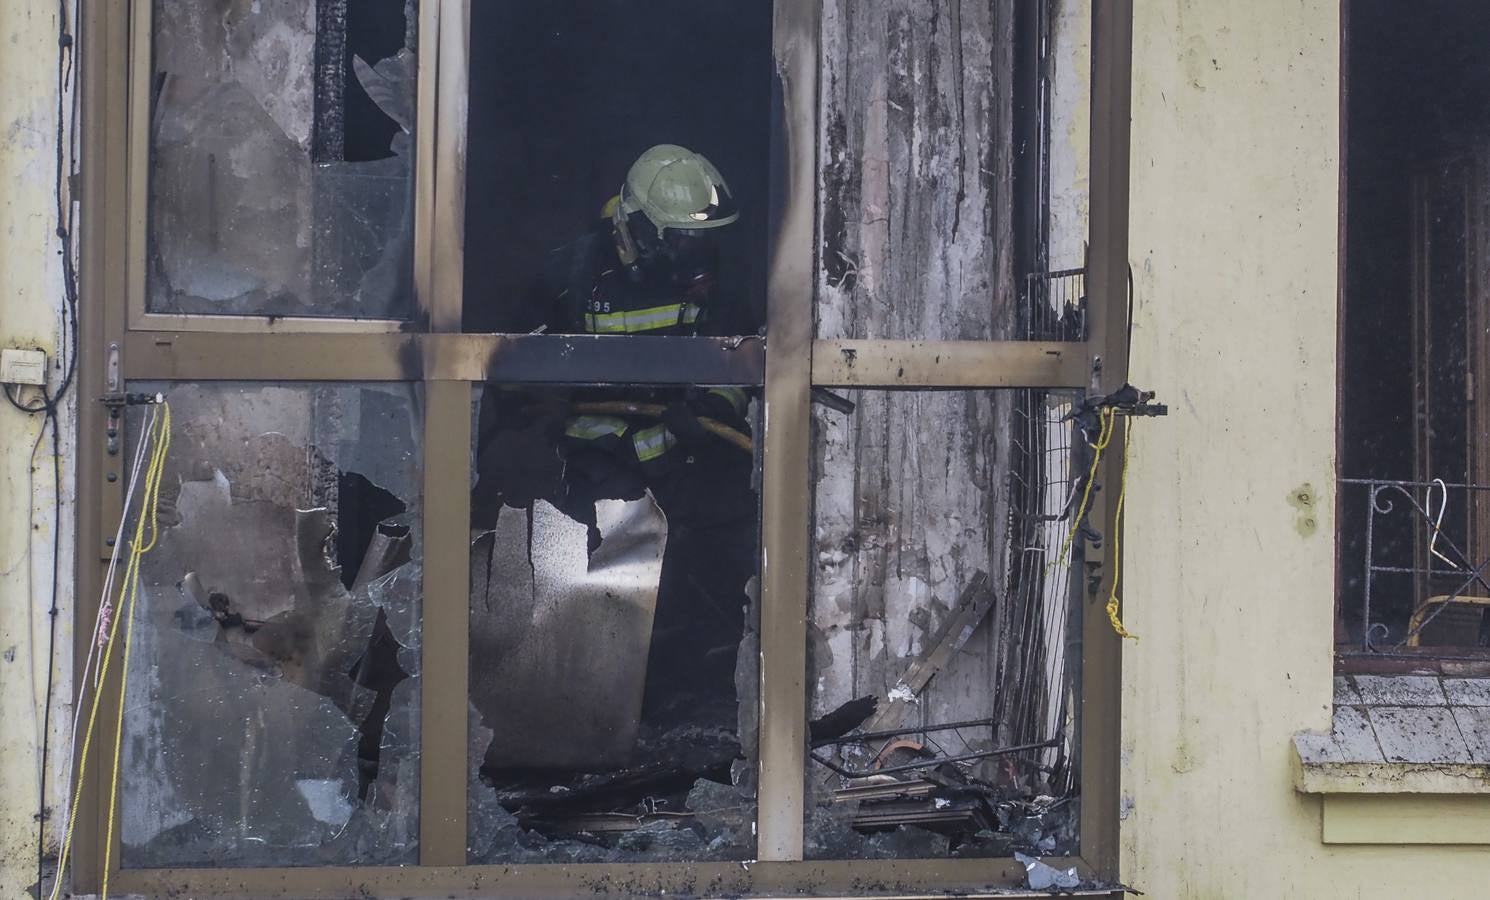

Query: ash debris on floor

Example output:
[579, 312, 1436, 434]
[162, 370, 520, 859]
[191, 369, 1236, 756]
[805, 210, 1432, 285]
[804, 692, 1080, 861]
[468, 720, 756, 864]
[122, 383, 423, 867]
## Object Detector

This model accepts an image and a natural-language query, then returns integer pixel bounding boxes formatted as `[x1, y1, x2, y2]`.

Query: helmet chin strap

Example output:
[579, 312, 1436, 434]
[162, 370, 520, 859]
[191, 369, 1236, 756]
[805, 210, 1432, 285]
[615, 207, 680, 283]
[612, 204, 641, 270]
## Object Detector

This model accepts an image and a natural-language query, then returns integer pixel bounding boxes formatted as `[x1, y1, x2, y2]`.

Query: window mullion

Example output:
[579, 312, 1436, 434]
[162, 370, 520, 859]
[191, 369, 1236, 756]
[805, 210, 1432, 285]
[418, 380, 472, 864]
[412, 0, 441, 329]
[428, 0, 469, 333]
[1080, 0, 1134, 878]
[755, 0, 821, 862]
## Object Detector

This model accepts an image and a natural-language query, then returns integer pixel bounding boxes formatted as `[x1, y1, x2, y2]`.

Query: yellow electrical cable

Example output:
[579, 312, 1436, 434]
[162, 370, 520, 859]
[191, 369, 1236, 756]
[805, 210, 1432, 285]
[48, 401, 170, 900]
[101, 401, 170, 898]
[1050, 405, 1116, 573]
[1047, 405, 1138, 640]
[1105, 413, 1137, 641]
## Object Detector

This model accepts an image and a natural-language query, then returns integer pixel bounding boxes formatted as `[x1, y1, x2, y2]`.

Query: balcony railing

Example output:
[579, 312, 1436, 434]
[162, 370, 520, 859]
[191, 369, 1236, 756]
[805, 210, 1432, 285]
[1340, 478, 1490, 657]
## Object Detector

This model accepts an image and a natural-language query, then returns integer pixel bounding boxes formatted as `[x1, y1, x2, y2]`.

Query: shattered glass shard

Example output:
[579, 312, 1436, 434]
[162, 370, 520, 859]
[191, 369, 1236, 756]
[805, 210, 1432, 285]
[121, 382, 422, 868]
[148, 0, 417, 318]
[1016, 851, 1082, 891]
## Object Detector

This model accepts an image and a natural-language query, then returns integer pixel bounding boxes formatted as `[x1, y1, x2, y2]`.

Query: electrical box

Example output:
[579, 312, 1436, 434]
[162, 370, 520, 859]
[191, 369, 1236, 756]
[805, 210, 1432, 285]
[1, 348, 48, 386]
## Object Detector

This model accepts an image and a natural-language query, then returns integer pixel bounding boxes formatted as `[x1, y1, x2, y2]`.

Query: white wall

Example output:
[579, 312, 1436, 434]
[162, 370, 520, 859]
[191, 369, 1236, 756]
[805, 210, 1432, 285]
[0, 4, 76, 897]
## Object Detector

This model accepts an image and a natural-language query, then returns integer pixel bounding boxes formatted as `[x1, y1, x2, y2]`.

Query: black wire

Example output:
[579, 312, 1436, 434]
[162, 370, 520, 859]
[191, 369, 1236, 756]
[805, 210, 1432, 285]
[4, 384, 48, 414]
[37, 406, 61, 897]
[33, 3, 78, 893]
[1126, 263, 1135, 349]
[49, 0, 79, 411]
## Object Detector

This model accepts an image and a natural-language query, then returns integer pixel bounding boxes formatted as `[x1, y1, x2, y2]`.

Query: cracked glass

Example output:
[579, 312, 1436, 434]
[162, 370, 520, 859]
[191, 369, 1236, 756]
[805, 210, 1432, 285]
[804, 388, 1083, 860]
[120, 382, 422, 868]
[147, 0, 418, 319]
[467, 384, 760, 862]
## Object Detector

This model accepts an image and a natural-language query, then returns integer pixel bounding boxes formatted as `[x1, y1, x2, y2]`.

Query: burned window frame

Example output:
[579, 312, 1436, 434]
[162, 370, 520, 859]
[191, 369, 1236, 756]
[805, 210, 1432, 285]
[74, 0, 1136, 895]
[1334, 2, 1490, 677]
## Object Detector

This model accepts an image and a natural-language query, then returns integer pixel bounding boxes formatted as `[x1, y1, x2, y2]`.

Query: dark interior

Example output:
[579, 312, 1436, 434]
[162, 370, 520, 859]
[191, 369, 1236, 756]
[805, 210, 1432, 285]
[1339, 1, 1490, 643]
[461, 1, 774, 334]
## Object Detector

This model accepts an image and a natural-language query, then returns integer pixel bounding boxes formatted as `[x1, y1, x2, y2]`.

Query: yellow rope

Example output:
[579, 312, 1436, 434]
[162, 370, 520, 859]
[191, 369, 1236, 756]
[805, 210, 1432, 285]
[1105, 413, 1137, 641]
[1048, 405, 1138, 640]
[49, 401, 170, 900]
[1050, 406, 1116, 572]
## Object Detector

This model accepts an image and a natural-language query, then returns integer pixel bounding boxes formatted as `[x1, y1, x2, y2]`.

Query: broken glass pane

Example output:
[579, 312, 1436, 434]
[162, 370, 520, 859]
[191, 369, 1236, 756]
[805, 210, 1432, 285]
[468, 384, 760, 862]
[805, 389, 1082, 860]
[120, 382, 422, 867]
[148, 0, 418, 319]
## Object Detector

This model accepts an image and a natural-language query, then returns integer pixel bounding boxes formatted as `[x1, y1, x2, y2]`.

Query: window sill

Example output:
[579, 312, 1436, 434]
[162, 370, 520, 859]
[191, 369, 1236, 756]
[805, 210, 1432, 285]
[1293, 675, 1490, 843]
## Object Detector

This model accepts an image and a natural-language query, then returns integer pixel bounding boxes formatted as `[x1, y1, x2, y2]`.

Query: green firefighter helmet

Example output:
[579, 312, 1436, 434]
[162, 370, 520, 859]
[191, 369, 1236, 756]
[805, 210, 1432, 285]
[613, 144, 738, 266]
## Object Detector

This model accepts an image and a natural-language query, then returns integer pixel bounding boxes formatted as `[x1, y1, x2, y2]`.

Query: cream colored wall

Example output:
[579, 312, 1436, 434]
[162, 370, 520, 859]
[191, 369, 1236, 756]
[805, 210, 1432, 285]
[1122, 1, 1488, 897]
[0, 5, 75, 899]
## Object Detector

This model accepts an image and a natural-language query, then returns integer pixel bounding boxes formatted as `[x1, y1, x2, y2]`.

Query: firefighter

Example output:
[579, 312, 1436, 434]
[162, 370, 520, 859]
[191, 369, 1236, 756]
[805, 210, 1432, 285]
[559, 142, 743, 335]
[472, 144, 757, 730]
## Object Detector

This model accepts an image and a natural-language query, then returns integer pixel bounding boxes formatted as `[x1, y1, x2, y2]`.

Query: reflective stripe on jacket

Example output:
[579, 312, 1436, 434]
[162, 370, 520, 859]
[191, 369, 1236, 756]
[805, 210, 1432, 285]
[565, 415, 680, 465]
[631, 423, 678, 462]
[583, 302, 702, 334]
[564, 415, 630, 440]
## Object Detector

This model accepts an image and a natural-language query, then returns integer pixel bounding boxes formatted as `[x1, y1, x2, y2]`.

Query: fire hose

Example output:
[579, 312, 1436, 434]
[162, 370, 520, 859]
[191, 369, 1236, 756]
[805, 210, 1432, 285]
[564, 400, 754, 453]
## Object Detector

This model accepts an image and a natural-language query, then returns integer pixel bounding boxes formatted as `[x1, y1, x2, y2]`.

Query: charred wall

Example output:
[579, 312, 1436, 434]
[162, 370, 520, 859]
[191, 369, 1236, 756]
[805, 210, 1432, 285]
[813, 0, 1019, 737]
[808, 0, 1077, 859]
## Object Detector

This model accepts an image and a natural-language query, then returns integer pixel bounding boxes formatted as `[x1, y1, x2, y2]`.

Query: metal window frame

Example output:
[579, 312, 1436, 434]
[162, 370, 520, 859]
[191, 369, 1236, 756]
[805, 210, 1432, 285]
[72, 0, 1133, 895]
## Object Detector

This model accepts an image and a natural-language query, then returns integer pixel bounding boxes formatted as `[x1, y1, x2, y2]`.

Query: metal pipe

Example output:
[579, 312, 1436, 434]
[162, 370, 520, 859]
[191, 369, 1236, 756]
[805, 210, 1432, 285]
[810, 739, 1060, 780]
[568, 400, 754, 452]
[811, 715, 1003, 748]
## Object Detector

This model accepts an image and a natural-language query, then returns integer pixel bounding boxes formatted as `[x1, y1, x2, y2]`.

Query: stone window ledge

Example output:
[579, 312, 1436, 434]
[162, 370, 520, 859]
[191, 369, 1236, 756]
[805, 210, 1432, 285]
[1293, 675, 1490, 794]
[1293, 676, 1490, 844]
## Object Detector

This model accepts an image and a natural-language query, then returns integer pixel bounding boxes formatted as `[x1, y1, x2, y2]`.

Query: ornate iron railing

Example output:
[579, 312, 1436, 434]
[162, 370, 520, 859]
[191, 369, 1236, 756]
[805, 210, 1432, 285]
[1341, 478, 1490, 654]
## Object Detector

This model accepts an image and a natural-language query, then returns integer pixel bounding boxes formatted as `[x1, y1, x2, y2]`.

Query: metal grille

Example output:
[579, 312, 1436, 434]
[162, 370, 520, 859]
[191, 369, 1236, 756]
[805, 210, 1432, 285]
[991, 267, 1088, 797]
[999, 388, 1081, 796]
[1024, 266, 1086, 342]
[1340, 477, 1490, 656]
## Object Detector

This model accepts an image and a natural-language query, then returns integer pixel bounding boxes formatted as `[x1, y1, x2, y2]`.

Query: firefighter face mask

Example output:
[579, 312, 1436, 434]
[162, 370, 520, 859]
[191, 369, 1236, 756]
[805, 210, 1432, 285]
[624, 220, 720, 288]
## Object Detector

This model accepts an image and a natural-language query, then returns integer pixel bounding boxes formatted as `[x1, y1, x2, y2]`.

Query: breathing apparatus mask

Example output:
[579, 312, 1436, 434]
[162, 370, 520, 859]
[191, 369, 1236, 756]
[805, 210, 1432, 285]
[618, 215, 724, 289]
